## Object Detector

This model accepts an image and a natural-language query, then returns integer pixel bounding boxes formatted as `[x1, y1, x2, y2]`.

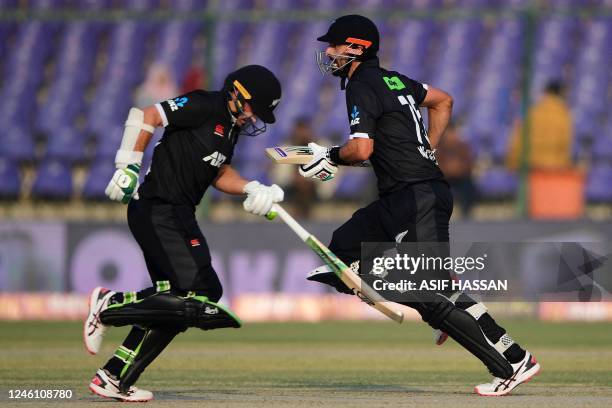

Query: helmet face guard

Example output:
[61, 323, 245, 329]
[231, 85, 267, 137]
[239, 117, 267, 137]
[316, 49, 356, 76]
[316, 38, 370, 77]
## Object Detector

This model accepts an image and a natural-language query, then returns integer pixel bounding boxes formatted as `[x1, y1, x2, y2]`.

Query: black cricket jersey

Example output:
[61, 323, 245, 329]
[138, 90, 239, 207]
[345, 58, 444, 195]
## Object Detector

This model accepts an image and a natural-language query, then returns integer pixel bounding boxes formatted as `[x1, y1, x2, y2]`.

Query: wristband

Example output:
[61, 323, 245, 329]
[115, 150, 144, 169]
[329, 146, 349, 166]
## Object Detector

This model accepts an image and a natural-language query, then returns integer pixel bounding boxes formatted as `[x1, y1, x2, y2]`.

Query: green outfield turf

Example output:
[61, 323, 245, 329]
[0, 320, 611, 407]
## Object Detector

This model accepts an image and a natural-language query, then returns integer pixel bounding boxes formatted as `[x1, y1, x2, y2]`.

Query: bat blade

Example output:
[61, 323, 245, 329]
[265, 146, 371, 167]
[265, 146, 313, 165]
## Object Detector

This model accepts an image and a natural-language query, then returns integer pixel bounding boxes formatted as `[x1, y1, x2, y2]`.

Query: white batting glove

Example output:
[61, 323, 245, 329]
[105, 164, 140, 204]
[299, 142, 338, 182]
[243, 181, 284, 216]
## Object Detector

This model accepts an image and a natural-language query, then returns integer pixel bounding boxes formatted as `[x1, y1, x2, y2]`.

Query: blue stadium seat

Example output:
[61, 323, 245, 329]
[477, 168, 518, 199]
[31, 160, 73, 199]
[1, 2, 611, 204]
[585, 163, 612, 203]
[585, 164, 612, 203]
[82, 159, 115, 200]
[45, 127, 87, 163]
[93, 125, 124, 160]
[0, 157, 20, 199]
[591, 136, 612, 162]
[0, 127, 36, 162]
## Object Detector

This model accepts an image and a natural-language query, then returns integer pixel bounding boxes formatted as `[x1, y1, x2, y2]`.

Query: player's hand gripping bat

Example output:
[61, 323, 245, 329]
[266, 146, 370, 167]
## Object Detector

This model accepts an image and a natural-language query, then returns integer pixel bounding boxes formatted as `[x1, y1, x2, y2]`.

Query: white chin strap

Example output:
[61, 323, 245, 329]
[115, 107, 156, 168]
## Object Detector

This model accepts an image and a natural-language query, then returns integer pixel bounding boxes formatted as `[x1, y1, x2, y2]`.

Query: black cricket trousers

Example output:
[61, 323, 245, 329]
[329, 179, 454, 265]
[127, 198, 223, 302]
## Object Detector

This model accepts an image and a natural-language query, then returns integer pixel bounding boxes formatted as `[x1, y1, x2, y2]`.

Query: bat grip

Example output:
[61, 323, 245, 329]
[266, 204, 310, 242]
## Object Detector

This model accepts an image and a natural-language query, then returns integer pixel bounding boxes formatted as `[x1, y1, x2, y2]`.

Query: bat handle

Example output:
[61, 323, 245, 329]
[266, 204, 310, 242]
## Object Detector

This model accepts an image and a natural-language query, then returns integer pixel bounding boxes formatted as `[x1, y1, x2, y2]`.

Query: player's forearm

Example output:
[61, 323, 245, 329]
[133, 131, 153, 152]
[426, 99, 453, 149]
[213, 165, 249, 195]
[132, 107, 163, 152]
[334, 138, 373, 164]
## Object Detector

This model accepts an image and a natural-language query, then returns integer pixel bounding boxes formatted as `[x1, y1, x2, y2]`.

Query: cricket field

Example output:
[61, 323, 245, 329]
[0, 320, 610, 407]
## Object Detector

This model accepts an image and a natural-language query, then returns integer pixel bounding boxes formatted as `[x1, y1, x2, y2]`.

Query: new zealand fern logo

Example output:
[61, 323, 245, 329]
[350, 106, 360, 126]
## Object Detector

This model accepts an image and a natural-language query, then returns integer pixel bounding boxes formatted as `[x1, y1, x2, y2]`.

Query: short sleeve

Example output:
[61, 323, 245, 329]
[345, 80, 383, 139]
[405, 77, 428, 105]
[155, 91, 213, 129]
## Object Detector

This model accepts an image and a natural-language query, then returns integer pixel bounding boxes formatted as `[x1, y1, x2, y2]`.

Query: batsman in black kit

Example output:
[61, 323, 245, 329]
[305, 15, 540, 396]
[83, 65, 285, 402]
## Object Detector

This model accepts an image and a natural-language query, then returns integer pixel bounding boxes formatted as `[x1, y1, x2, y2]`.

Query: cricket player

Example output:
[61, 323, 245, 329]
[304, 15, 540, 396]
[83, 65, 284, 401]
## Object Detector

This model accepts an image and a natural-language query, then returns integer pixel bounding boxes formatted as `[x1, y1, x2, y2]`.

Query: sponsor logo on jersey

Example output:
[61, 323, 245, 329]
[350, 105, 360, 126]
[417, 146, 439, 165]
[203, 151, 227, 167]
[383, 76, 406, 91]
[214, 124, 224, 137]
[190, 238, 200, 247]
[167, 96, 189, 112]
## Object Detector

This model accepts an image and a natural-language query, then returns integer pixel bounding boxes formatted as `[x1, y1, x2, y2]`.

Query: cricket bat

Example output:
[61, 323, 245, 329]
[266, 146, 370, 166]
[267, 204, 404, 323]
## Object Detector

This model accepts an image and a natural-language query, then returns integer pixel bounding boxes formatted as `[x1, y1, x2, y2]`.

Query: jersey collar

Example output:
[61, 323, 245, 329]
[344, 57, 380, 89]
[351, 57, 380, 80]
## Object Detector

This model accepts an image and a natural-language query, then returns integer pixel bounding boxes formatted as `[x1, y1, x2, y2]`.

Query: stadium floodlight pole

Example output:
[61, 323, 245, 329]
[266, 204, 404, 323]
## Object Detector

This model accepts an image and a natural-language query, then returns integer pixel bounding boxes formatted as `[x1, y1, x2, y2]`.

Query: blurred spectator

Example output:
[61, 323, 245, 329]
[437, 122, 478, 217]
[270, 118, 319, 218]
[506, 80, 573, 171]
[134, 64, 179, 107]
[181, 65, 206, 93]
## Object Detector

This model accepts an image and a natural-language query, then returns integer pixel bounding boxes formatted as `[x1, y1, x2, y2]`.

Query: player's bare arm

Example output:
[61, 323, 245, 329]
[132, 105, 163, 151]
[421, 86, 453, 149]
[212, 164, 249, 194]
[335, 137, 374, 163]
[213, 164, 285, 216]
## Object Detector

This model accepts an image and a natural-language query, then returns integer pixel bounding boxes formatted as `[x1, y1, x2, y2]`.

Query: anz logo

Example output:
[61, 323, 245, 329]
[203, 151, 227, 168]
[167, 96, 189, 112]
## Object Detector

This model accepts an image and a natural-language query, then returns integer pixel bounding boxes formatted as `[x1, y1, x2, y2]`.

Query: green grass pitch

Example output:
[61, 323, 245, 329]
[0, 320, 611, 407]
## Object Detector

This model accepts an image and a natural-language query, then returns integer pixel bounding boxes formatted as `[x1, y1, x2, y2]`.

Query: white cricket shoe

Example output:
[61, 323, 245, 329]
[474, 351, 540, 396]
[89, 369, 153, 402]
[83, 287, 114, 355]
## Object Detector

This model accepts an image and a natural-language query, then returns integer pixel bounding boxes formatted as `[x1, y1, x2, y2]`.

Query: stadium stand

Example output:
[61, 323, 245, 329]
[0, 0, 610, 215]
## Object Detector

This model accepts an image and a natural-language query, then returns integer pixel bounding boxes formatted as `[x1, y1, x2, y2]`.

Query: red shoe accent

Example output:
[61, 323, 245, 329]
[436, 332, 449, 346]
